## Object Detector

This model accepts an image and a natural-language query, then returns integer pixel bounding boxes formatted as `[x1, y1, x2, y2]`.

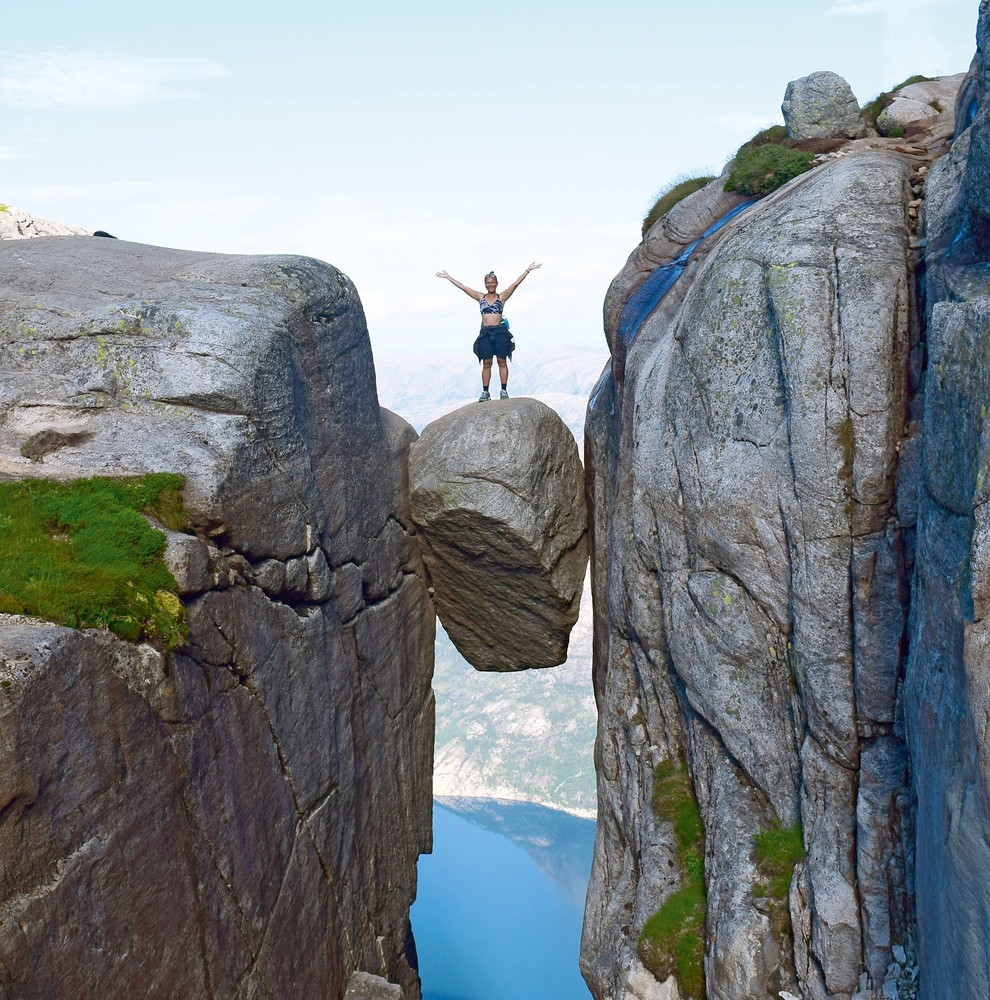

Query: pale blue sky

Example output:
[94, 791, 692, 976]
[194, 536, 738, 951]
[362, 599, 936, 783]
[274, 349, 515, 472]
[2, 0, 981, 358]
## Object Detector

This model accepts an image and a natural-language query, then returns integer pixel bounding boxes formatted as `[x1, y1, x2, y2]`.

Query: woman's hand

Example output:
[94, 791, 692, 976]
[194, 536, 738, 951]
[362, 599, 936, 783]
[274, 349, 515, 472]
[436, 270, 450, 279]
[501, 261, 542, 302]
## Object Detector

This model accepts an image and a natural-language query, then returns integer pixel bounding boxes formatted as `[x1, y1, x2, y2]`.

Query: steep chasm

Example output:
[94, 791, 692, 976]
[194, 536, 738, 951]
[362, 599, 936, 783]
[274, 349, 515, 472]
[0, 238, 434, 998]
[582, 58, 977, 1000]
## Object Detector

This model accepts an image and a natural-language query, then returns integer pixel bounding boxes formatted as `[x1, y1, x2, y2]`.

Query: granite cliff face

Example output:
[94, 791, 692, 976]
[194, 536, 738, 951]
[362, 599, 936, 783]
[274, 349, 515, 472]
[0, 238, 434, 998]
[582, 25, 988, 1000]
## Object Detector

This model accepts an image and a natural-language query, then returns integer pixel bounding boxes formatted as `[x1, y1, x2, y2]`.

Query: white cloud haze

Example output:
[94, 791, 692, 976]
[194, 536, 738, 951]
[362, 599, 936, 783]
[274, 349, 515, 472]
[828, 0, 966, 13]
[0, 53, 226, 109]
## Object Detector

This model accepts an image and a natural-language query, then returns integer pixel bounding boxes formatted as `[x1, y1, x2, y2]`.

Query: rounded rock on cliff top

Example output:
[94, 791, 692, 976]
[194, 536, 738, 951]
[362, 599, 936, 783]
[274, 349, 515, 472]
[782, 70, 867, 139]
[877, 74, 966, 134]
[408, 396, 588, 672]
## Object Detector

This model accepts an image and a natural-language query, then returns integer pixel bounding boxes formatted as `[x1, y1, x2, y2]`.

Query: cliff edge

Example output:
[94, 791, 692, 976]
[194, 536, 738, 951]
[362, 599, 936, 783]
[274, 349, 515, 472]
[0, 238, 434, 999]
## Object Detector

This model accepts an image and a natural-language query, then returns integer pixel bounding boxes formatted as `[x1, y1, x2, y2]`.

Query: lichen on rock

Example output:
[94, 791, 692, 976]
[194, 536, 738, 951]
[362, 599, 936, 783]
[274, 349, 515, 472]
[782, 70, 868, 139]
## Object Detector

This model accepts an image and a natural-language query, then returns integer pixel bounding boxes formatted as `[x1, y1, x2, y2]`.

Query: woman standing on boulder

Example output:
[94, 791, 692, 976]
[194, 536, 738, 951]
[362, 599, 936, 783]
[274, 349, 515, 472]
[435, 263, 542, 400]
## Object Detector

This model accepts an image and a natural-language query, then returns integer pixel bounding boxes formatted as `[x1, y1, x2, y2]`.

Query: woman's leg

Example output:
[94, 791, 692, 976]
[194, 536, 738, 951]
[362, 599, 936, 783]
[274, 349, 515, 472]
[482, 358, 493, 389]
[497, 356, 508, 396]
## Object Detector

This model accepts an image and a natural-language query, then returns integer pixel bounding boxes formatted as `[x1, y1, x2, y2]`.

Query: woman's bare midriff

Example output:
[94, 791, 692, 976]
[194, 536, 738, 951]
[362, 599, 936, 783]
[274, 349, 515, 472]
[481, 316, 502, 326]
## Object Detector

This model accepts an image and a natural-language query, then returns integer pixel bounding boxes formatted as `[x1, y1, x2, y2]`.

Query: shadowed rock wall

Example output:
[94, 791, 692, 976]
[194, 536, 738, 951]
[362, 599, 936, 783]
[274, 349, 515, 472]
[0, 238, 434, 999]
[905, 1, 990, 994]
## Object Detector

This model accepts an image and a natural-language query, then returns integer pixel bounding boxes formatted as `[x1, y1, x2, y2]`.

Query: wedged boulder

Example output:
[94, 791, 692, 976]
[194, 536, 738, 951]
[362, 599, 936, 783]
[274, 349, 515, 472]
[782, 70, 867, 139]
[408, 397, 587, 672]
[0, 236, 434, 998]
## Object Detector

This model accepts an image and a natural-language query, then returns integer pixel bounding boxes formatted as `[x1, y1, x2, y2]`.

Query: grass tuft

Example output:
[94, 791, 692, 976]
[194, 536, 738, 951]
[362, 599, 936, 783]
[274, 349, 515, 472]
[0, 473, 189, 649]
[862, 74, 933, 132]
[754, 821, 805, 900]
[640, 760, 707, 997]
[642, 176, 716, 237]
[725, 144, 814, 196]
[652, 759, 704, 852]
[739, 125, 789, 150]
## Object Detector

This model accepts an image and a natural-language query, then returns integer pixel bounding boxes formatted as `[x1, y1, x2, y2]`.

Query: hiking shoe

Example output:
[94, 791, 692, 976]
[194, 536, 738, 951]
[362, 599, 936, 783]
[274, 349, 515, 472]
[478, 389, 491, 401]
[499, 389, 509, 399]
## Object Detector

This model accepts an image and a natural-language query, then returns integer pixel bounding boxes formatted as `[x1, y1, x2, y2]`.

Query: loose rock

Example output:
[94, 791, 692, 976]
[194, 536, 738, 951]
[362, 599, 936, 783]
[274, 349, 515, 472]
[409, 397, 588, 671]
[782, 70, 867, 139]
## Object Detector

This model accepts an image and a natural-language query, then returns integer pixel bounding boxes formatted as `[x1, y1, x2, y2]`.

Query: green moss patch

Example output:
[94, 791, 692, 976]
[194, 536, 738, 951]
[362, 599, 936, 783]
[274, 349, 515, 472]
[725, 143, 814, 197]
[754, 821, 805, 900]
[652, 759, 704, 852]
[739, 125, 790, 150]
[0, 473, 188, 648]
[639, 760, 707, 998]
[642, 176, 716, 237]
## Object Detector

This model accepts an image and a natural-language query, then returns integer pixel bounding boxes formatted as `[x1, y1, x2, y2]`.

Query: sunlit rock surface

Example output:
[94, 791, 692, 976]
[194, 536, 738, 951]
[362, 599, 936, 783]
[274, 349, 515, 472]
[582, 60, 969, 998]
[345, 971, 404, 999]
[877, 74, 966, 134]
[0, 203, 90, 239]
[0, 237, 434, 998]
[409, 396, 588, 672]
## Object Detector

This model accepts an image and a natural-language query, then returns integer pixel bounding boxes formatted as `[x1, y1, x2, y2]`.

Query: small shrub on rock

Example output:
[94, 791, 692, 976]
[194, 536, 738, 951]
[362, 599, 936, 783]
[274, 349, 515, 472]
[739, 124, 789, 150]
[642, 176, 716, 237]
[724, 143, 814, 196]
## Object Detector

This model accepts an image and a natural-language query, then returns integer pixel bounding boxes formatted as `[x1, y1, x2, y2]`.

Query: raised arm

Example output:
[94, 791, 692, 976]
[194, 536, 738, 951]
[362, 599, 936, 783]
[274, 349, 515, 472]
[499, 262, 542, 304]
[436, 270, 484, 301]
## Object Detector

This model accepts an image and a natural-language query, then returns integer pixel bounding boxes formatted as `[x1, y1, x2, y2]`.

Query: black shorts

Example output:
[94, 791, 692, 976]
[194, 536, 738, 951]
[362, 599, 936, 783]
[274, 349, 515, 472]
[473, 323, 514, 361]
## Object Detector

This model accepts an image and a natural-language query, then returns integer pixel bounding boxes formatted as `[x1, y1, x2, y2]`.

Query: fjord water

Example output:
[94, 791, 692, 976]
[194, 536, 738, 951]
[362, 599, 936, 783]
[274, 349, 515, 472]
[412, 799, 595, 1000]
